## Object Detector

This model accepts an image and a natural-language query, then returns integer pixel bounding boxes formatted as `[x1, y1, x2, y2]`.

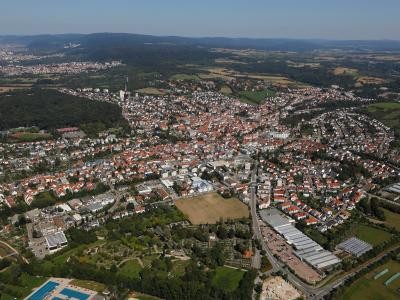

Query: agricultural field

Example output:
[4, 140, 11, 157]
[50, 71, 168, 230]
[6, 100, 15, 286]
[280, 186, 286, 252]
[383, 209, 400, 231]
[365, 102, 400, 133]
[341, 260, 400, 300]
[333, 67, 358, 76]
[212, 266, 246, 292]
[174, 192, 249, 225]
[355, 224, 392, 246]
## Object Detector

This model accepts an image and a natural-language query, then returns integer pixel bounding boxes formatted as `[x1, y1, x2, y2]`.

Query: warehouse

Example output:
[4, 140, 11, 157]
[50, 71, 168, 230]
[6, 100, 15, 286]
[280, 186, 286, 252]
[260, 208, 340, 271]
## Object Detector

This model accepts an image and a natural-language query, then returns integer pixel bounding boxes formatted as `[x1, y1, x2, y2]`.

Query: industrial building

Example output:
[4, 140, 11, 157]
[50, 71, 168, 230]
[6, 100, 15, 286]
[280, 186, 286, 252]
[337, 237, 373, 257]
[260, 208, 341, 271]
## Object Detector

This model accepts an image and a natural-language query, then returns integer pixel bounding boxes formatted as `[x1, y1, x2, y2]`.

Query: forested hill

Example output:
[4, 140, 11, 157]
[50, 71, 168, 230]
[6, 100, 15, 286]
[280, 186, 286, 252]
[0, 89, 129, 131]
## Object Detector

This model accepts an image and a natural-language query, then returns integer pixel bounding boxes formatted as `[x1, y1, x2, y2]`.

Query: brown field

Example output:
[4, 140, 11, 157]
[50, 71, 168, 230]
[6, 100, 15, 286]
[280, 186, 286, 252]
[333, 67, 358, 76]
[201, 67, 308, 88]
[356, 76, 387, 86]
[136, 87, 167, 95]
[0, 86, 30, 94]
[175, 192, 249, 225]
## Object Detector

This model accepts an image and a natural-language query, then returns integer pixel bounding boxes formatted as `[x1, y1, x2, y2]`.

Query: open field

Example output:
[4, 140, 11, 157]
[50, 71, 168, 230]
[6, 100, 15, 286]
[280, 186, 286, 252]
[174, 192, 249, 225]
[117, 259, 143, 279]
[356, 76, 387, 86]
[69, 279, 106, 293]
[342, 260, 400, 300]
[201, 67, 308, 87]
[383, 209, 400, 231]
[355, 224, 392, 246]
[0, 86, 30, 94]
[212, 266, 246, 292]
[136, 87, 167, 95]
[237, 90, 276, 105]
[333, 67, 358, 76]
[8, 131, 53, 142]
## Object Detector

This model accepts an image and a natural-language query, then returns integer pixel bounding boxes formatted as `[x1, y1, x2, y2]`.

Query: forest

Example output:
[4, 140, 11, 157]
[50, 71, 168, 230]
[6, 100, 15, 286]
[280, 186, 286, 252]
[0, 89, 129, 132]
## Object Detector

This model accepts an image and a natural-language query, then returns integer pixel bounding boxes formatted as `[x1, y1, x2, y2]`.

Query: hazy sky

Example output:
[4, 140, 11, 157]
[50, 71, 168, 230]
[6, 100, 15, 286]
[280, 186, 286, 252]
[1, 0, 399, 39]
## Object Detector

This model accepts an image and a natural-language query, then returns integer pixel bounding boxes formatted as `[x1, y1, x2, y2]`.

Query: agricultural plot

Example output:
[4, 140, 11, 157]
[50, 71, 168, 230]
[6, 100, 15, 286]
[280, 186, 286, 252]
[175, 193, 249, 225]
[342, 260, 400, 300]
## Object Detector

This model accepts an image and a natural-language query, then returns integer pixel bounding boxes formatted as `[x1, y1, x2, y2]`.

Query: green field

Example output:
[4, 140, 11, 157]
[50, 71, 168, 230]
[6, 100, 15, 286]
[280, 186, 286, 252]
[355, 224, 392, 246]
[117, 259, 143, 279]
[342, 260, 400, 300]
[366, 102, 400, 133]
[383, 209, 400, 231]
[212, 266, 246, 292]
[237, 90, 276, 104]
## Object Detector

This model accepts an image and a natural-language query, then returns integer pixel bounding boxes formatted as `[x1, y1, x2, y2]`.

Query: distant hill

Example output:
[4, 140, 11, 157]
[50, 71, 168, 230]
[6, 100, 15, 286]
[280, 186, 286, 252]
[1, 33, 400, 52]
[0, 89, 129, 133]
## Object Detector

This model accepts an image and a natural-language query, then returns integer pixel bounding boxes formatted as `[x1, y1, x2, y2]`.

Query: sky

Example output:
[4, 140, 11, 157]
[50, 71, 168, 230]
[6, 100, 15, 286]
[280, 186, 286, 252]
[1, 0, 399, 40]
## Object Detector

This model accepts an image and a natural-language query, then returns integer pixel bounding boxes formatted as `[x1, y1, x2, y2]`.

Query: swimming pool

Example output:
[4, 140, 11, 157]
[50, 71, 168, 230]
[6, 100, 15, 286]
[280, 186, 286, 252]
[60, 288, 90, 300]
[27, 281, 60, 300]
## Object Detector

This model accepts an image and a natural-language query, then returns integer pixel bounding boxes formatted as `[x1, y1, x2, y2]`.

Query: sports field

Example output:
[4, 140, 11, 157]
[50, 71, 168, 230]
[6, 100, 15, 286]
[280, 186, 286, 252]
[174, 193, 249, 224]
[342, 260, 400, 300]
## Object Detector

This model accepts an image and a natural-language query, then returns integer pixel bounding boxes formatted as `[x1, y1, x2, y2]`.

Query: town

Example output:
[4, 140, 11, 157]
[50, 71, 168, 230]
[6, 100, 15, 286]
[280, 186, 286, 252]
[1, 71, 400, 299]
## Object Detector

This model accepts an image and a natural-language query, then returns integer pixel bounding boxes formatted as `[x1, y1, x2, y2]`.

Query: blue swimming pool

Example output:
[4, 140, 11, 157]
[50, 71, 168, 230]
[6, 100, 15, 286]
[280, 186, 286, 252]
[27, 281, 60, 300]
[60, 288, 90, 300]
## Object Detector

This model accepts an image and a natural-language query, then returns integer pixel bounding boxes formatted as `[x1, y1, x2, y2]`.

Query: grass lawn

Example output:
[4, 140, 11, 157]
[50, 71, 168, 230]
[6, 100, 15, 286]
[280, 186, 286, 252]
[342, 260, 400, 300]
[118, 259, 143, 279]
[237, 90, 276, 105]
[175, 192, 249, 225]
[212, 266, 246, 292]
[383, 209, 400, 231]
[171, 260, 190, 277]
[355, 224, 392, 246]
[70, 279, 106, 293]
